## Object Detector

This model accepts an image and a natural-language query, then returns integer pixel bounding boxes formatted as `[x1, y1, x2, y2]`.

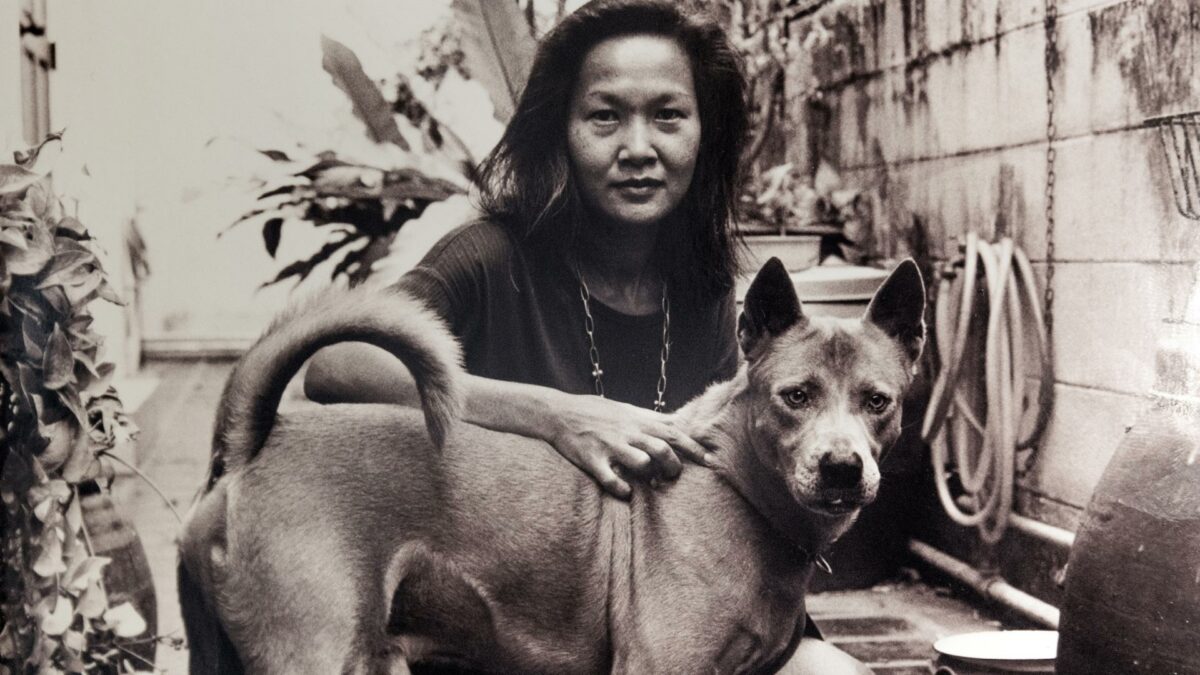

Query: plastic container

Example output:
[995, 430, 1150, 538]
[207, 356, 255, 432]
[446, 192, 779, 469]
[741, 234, 821, 273]
[1056, 318, 1200, 674]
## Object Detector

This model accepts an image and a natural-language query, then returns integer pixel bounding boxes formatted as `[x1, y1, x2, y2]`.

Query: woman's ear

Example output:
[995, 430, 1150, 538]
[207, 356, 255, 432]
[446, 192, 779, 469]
[738, 258, 804, 357]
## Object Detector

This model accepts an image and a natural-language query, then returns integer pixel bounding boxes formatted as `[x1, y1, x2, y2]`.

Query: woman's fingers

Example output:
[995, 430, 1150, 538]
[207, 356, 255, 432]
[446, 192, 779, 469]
[654, 422, 713, 467]
[588, 457, 633, 499]
[628, 437, 682, 479]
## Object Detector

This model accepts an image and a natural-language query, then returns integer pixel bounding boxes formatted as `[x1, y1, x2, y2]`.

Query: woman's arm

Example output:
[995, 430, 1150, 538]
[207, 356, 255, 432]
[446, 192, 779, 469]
[305, 343, 712, 498]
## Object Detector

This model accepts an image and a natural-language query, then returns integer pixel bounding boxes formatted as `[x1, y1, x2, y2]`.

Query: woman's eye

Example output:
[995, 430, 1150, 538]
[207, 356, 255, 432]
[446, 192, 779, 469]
[589, 110, 618, 124]
[784, 389, 809, 408]
[866, 393, 891, 413]
[656, 109, 686, 122]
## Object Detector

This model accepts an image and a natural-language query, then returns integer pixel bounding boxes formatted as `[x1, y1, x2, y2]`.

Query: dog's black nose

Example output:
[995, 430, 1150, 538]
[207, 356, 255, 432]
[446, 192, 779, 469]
[818, 451, 863, 489]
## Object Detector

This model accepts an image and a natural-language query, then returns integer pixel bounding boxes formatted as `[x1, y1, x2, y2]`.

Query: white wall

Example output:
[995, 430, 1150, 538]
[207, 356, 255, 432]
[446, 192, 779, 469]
[46, 0, 478, 353]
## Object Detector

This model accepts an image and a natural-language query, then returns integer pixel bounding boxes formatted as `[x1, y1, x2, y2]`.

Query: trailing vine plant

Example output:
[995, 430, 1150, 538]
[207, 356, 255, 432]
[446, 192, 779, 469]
[0, 135, 145, 674]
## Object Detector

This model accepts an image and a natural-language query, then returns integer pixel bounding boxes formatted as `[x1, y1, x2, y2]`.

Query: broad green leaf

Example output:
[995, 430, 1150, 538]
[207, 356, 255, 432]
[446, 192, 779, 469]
[451, 0, 536, 123]
[43, 324, 75, 390]
[320, 35, 409, 150]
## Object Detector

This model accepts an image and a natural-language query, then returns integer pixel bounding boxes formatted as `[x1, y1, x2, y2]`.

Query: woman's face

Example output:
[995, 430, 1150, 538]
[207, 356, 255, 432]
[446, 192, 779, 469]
[567, 34, 701, 230]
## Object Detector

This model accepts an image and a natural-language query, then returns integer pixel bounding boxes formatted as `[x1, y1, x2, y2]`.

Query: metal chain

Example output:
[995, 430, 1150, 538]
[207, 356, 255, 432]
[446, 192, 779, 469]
[579, 277, 671, 412]
[654, 289, 671, 412]
[1021, 0, 1059, 478]
[580, 279, 605, 399]
[1042, 0, 1058, 346]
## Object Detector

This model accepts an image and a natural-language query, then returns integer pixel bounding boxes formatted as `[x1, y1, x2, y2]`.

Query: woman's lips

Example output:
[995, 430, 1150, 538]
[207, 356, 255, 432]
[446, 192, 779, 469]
[611, 179, 664, 200]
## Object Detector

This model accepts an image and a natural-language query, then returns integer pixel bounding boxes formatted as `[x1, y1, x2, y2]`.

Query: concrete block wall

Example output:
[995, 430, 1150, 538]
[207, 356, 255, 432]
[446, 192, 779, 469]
[788, 0, 1200, 594]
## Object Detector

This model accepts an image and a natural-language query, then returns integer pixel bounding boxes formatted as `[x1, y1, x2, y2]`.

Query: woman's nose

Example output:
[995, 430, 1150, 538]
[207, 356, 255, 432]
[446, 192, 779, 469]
[617, 120, 656, 166]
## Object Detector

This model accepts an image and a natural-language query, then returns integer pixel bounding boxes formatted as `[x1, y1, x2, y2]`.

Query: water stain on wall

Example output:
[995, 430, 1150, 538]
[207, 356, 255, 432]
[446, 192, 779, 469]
[1089, 0, 1198, 115]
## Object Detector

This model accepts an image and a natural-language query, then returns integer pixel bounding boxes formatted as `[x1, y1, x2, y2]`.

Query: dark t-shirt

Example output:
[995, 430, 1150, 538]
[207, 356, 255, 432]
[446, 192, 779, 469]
[395, 220, 738, 411]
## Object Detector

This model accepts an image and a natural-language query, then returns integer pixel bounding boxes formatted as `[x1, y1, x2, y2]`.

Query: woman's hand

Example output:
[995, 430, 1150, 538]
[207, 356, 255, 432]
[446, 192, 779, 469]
[543, 391, 714, 499]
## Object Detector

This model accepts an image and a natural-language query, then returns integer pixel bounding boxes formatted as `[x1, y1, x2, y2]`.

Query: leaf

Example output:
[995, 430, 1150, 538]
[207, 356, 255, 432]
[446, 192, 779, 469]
[55, 216, 86, 235]
[58, 420, 95, 484]
[61, 269, 103, 307]
[0, 224, 29, 249]
[0, 164, 41, 196]
[259, 184, 297, 200]
[23, 314, 47, 361]
[3, 216, 54, 275]
[43, 324, 76, 390]
[261, 233, 363, 288]
[33, 526, 67, 577]
[451, 0, 536, 122]
[36, 251, 94, 289]
[294, 157, 353, 181]
[13, 130, 64, 167]
[320, 35, 409, 150]
[65, 556, 110, 594]
[258, 149, 293, 162]
[262, 217, 283, 258]
[76, 578, 106, 619]
[102, 602, 147, 639]
[96, 278, 125, 306]
[39, 594, 73, 637]
[62, 630, 85, 655]
[82, 361, 115, 398]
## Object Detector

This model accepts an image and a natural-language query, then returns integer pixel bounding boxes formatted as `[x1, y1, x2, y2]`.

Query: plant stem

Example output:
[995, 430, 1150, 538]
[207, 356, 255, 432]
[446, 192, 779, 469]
[97, 451, 184, 526]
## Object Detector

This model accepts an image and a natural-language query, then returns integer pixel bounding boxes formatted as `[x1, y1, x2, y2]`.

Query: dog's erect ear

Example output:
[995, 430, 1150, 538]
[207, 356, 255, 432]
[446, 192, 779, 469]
[739, 257, 804, 356]
[864, 259, 926, 364]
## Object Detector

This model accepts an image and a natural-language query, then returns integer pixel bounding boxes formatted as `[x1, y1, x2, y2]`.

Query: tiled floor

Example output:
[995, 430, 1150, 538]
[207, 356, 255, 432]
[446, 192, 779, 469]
[107, 360, 1005, 673]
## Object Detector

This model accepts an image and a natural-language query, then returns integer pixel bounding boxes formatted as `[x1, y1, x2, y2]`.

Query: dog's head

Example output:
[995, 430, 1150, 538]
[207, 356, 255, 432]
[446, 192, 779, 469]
[738, 257, 925, 518]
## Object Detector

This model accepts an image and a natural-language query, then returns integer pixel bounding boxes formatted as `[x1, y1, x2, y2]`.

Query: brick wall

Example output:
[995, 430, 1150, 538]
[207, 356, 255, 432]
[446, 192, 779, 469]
[787, 0, 1200, 596]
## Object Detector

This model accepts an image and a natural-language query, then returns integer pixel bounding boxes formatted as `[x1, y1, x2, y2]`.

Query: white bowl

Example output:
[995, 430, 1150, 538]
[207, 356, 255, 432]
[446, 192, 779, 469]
[933, 630, 1058, 672]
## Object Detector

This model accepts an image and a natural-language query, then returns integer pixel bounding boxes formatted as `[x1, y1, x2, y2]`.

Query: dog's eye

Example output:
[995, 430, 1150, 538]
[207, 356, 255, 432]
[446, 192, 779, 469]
[866, 393, 891, 413]
[783, 389, 809, 408]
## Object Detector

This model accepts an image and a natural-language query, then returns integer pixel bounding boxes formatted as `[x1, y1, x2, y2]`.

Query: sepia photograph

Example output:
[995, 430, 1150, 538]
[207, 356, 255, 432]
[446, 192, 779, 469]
[1, 0, 1197, 672]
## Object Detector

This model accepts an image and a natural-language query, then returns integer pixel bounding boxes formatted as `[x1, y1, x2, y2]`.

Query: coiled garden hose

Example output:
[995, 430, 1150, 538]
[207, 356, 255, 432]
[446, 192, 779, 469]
[921, 233, 1055, 545]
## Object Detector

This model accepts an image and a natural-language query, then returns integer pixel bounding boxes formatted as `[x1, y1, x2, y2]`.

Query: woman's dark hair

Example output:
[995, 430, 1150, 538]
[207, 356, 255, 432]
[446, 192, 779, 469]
[475, 0, 749, 303]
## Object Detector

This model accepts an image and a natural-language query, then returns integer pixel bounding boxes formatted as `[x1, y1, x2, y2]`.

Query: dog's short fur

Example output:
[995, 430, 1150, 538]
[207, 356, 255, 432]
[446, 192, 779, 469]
[178, 257, 925, 674]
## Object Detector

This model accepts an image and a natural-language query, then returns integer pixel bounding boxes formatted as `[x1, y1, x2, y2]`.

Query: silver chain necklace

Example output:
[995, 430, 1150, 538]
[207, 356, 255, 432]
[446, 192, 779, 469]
[579, 276, 671, 412]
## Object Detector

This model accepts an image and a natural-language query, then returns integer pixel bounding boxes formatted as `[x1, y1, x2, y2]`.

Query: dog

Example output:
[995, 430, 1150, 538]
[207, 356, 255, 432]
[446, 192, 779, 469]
[177, 256, 926, 674]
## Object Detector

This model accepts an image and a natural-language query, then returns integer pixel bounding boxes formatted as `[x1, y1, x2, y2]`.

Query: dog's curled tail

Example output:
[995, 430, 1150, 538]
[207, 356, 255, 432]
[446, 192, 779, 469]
[210, 287, 463, 477]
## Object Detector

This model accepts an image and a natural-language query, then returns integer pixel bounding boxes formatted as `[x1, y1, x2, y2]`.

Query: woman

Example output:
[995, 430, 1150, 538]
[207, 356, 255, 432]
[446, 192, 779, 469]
[307, 1, 868, 671]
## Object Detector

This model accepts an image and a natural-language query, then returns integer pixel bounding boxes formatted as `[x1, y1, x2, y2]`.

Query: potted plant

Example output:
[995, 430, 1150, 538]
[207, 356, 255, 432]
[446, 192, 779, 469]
[0, 135, 148, 673]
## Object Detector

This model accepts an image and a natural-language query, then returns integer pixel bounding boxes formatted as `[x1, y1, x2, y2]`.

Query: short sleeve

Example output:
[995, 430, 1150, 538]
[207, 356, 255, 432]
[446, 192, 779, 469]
[391, 221, 515, 342]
